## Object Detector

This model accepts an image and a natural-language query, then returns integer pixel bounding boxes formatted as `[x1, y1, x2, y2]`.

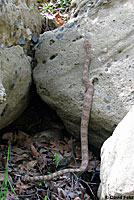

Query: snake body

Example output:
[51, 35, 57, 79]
[23, 40, 94, 182]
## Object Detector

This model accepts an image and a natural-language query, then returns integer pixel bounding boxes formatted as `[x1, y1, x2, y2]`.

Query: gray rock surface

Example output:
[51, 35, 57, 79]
[70, 0, 110, 17]
[0, 0, 42, 130]
[0, 46, 31, 130]
[0, 0, 41, 48]
[34, 0, 134, 148]
[98, 106, 134, 199]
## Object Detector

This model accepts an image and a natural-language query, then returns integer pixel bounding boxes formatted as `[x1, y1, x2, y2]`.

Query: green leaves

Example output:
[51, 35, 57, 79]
[39, 0, 72, 17]
[0, 145, 19, 200]
[54, 153, 61, 168]
[60, 0, 70, 7]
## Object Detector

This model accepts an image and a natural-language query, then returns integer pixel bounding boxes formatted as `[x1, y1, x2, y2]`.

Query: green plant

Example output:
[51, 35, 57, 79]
[54, 153, 61, 168]
[59, 0, 72, 7]
[8, 180, 19, 200]
[39, 180, 45, 186]
[39, 0, 72, 16]
[0, 145, 19, 200]
[60, 0, 67, 6]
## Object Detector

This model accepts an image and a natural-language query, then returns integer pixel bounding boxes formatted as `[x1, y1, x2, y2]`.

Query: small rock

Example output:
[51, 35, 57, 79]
[32, 36, 39, 44]
[104, 96, 111, 103]
[56, 33, 64, 39]
[74, 61, 79, 65]
[18, 37, 25, 45]
[66, 22, 75, 28]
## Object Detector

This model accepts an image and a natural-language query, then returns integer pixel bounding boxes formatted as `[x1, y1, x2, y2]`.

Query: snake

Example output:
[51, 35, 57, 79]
[23, 40, 94, 182]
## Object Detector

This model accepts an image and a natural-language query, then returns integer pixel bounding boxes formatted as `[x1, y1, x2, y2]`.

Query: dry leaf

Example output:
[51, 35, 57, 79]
[18, 160, 37, 170]
[17, 130, 29, 140]
[2, 132, 14, 143]
[31, 143, 39, 160]
[15, 177, 31, 195]
[0, 173, 13, 184]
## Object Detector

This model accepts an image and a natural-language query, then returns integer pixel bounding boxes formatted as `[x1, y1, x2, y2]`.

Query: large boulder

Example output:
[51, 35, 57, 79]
[0, 0, 41, 48]
[98, 106, 134, 199]
[0, 0, 41, 130]
[33, 0, 134, 148]
[0, 46, 31, 130]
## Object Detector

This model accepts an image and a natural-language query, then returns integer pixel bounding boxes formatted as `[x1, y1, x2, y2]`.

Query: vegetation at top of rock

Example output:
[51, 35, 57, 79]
[37, 0, 72, 25]
[37, 0, 72, 7]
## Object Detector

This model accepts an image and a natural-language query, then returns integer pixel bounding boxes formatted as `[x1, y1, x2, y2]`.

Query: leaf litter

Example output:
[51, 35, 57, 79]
[0, 129, 100, 199]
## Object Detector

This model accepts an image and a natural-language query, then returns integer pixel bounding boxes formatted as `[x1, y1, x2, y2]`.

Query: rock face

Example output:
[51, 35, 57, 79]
[98, 106, 134, 199]
[34, 27, 87, 139]
[0, 0, 41, 48]
[0, 0, 41, 130]
[70, 0, 110, 18]
[34, 0, 134, 148]
[70, 0, 93, 18]
[0, 46, 31, 130]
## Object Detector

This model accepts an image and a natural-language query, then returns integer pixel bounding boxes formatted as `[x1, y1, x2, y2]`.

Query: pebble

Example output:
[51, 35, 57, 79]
[18, 37, 25, 45]
[106, 105, 110, 110]
[66, 22, 75, 28]
[56, 33, 64, 39]
[32, 36, 38, 43]
[74, 61, 79, 65]
[104, 96, 111, 103]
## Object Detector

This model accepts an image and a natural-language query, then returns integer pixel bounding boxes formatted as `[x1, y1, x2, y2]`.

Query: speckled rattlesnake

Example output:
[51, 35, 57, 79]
[23, 40, 94, 182]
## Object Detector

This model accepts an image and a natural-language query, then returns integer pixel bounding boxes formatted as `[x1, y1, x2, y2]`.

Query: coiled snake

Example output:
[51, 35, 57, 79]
[23, 40, 94, 182]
